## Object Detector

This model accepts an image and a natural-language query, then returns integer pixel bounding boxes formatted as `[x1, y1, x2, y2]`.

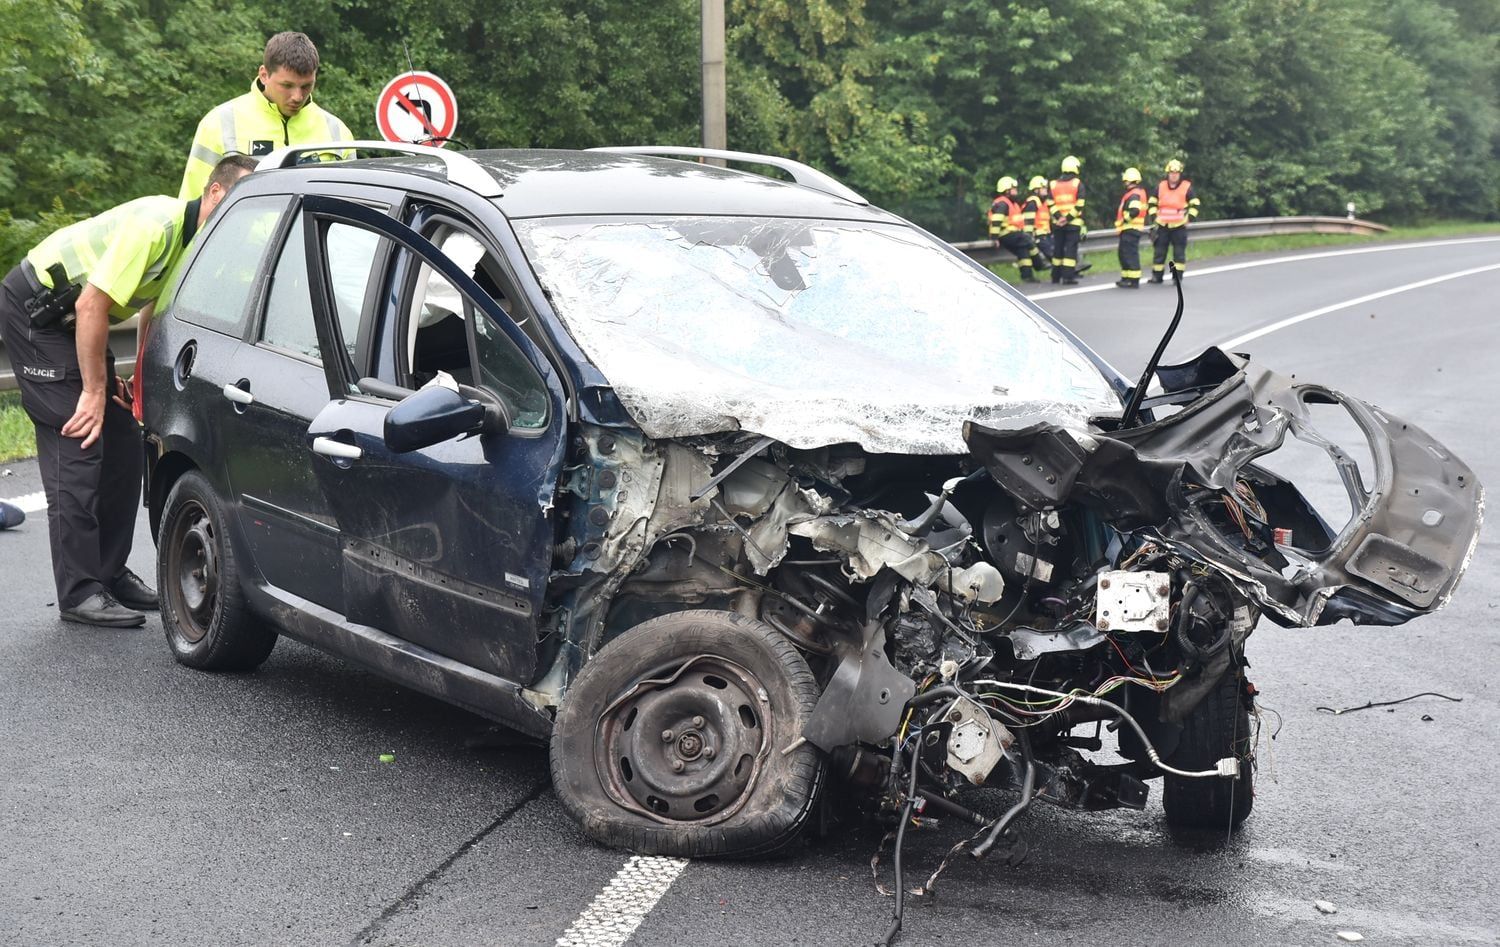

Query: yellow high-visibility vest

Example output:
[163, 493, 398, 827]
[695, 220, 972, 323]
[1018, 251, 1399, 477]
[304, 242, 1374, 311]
[179, 80, 353, 199]
[26, 196, 193, 323]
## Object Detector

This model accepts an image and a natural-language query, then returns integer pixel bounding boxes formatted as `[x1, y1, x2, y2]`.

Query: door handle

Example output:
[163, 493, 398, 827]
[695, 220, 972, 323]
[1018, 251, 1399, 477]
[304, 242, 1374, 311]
[222, 382, 254, 405]
[312, 436, 363, 461]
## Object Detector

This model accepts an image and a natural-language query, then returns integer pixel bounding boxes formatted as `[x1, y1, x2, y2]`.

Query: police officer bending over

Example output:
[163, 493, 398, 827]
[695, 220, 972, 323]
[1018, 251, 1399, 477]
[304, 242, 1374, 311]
[0, 155, 257, 627]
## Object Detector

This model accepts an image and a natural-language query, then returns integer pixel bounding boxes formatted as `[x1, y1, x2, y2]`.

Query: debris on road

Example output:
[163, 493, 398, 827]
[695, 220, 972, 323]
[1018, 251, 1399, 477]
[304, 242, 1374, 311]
[1336, 932, 1364, 942]
[1316, 692, 1463, 715]
[1315, 900, 1338, 914]
[379, 753, 396, 763]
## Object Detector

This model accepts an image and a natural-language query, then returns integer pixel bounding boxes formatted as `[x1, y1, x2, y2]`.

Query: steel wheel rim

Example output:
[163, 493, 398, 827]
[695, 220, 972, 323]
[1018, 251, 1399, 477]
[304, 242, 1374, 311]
[170, 500, 219, 643]
[595, 655, 772, 826]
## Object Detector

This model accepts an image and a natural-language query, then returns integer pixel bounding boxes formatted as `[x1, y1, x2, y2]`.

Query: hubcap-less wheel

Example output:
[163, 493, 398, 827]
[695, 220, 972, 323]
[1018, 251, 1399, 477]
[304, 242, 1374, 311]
[169, 500, 219, 643]
[596, 656, 770, 824]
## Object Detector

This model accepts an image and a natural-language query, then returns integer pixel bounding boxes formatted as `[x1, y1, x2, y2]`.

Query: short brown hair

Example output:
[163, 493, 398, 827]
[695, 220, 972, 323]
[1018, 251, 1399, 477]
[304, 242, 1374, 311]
[264, 32, 320, 75]
[204, 154, 260, 196]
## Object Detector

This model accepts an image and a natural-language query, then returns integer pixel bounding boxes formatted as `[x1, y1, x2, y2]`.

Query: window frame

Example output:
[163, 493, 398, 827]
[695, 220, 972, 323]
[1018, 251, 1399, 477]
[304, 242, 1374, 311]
[167, 193, 296, 339]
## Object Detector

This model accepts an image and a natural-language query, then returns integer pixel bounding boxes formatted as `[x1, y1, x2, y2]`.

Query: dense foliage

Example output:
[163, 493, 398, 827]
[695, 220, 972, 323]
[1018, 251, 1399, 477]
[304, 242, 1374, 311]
[2, 0, 1495, 256]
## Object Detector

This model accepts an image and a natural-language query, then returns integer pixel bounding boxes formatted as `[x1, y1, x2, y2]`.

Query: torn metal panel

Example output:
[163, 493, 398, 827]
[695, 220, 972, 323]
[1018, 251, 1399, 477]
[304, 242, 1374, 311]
[967, 349, 1483, 627]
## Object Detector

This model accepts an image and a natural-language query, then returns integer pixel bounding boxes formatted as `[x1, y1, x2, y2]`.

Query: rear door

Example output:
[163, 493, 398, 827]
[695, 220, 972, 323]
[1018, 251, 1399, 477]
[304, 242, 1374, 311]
[224, 190, 395, 610]
[300, 196, 568, 683]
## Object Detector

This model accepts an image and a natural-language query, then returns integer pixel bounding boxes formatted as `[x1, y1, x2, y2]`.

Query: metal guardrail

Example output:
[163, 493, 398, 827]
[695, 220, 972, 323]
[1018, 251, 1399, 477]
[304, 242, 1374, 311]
[1, 215, 1388, 391]
[953, 214, 1390, 265]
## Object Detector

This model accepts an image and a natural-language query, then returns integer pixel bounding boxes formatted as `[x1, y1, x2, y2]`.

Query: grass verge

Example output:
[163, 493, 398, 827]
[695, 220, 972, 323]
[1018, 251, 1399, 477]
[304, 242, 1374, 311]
[986, 219, 1500, 284]
[0, 391, 35, 465]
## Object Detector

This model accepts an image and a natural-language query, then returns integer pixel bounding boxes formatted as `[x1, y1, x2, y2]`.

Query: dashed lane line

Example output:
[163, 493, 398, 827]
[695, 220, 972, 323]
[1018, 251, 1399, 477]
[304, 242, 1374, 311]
[1218, 262, 1500, 350]
[1026, 234, 1500, 301]
[555, 856, 690, 947]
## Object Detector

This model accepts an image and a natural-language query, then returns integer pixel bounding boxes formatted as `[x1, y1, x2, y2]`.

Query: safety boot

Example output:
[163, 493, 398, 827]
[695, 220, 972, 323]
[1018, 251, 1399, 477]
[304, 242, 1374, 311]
[1115, 277, 1139, 289]
[1148, 271, 1164, 284]
[1059, 266, 1079, 286]
[1050, 265, 1062, 284]
[1020, 267, 1038, 283]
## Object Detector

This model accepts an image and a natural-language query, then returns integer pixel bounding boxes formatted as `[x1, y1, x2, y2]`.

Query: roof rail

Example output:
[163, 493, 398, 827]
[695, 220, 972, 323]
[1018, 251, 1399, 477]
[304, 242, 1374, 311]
[591, 146, 867, 205]
[257, 141, 502, 197]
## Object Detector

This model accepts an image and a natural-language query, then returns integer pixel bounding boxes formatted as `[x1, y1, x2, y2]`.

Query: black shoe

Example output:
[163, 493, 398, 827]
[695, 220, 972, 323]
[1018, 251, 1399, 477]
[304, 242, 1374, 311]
[111, 569, 159, 610]
[1020, 270, 1038, 282]
[0, 501, 23, 530]
[1148, 274, 1164, 284]
[1076, 262, 1093, 275]
[61, 592, 146, 628]
[1115, 278, 1139, 289]
[1061, 277, 1080, 285]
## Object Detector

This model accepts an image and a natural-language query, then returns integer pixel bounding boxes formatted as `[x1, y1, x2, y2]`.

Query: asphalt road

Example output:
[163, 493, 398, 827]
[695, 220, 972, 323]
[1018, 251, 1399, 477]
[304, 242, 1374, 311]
[2, 235, 1498, 946]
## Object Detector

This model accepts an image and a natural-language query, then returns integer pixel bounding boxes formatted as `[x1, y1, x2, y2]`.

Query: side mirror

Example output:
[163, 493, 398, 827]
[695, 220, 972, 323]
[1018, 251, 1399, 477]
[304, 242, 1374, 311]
[384, 385, 486, 453]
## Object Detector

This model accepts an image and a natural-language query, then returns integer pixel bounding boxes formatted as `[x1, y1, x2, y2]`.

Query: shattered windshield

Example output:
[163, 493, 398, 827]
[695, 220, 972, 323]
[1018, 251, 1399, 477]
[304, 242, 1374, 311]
[513, 216, 1120, 453]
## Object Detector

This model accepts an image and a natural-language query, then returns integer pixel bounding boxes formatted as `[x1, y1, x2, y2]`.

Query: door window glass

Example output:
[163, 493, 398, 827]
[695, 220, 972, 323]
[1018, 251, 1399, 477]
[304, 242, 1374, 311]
[262, 214, 382, 365]
[404, 236, 548, 430]
[171, 195, 286, 335]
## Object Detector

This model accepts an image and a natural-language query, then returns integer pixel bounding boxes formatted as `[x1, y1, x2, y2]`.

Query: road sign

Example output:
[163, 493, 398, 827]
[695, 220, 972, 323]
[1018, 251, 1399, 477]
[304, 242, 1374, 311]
[375, 71, 458, 148]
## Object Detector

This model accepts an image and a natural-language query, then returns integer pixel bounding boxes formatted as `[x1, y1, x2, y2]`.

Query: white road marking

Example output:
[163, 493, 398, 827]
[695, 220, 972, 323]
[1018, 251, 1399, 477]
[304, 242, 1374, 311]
[1026, 234, 1500, 301]
[1218, 262, 1500, 349]
[556, 855, 690, 947]
[2, 490, 47, 513]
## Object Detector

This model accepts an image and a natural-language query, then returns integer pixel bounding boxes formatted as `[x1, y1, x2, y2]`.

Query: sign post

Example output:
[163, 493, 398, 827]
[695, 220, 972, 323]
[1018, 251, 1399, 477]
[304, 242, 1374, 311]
[375, 72, 459, 148]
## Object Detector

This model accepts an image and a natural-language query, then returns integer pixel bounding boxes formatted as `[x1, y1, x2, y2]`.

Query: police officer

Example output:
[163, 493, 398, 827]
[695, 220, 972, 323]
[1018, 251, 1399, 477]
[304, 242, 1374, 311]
[1049, 155, 1086, 285]
[1114, 167, 1148, 288]
[180, 31, 352, 199]
[0, 155, 257, 626]
[988, 177, 1048, 281]
[1023, 176, 1054, 267]
[1148, 158, 1200, 283]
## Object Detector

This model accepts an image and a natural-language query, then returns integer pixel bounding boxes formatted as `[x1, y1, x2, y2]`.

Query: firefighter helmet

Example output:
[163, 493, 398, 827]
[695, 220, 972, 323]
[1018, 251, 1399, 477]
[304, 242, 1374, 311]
[1060, 155, 1081, 174]
[1165, 158, 1185, 173]
[996, 175, 1019, 192]
[1122, 167, 1142, 184]
[1029, 175, 1048, 191]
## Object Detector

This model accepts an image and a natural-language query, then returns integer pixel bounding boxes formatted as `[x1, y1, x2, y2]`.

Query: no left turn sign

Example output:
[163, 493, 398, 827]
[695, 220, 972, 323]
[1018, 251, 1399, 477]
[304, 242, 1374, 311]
[375, 71, 458, 148]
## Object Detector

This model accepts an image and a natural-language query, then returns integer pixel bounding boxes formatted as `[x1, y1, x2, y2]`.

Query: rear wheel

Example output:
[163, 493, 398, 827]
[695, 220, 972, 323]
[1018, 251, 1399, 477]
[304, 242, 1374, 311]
[1163, 668, 1254, 830]
[550, 610, 824, 858]
[157, 471, 276, 671]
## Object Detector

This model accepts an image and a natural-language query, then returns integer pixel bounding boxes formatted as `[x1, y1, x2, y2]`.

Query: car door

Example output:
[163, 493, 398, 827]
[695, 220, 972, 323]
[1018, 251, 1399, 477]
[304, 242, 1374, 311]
[300, 196, 568, 684]
[224, 195, 392, 611]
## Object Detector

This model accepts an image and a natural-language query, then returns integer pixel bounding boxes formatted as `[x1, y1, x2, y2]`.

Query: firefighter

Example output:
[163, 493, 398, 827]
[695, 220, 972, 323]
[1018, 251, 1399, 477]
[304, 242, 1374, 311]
[1148, 158, 1200, 283]
[0, 156, 257, 626]
[179, 31, 354, 199]
[1049, 155, 1086, 284]
[1024, 176, 1054, 268]
[1114, 167, 1149, 288]
[988, 177, 1048, 281]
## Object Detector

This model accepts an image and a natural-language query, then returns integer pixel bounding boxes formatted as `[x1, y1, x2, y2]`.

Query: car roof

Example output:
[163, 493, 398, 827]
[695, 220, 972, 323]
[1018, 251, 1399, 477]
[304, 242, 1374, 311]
[353, 148, 898, 222]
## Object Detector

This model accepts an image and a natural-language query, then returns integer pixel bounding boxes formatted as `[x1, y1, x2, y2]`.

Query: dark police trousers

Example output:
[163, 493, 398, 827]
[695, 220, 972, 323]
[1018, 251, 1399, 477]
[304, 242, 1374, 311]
[1, 263, 141, 609]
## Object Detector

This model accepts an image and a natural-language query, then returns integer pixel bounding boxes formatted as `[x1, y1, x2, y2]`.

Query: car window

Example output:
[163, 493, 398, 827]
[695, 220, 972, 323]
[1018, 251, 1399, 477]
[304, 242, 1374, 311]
[262, 212, 382, 369]
[171, 195, 286, 335]
[403, 236, 548, 431]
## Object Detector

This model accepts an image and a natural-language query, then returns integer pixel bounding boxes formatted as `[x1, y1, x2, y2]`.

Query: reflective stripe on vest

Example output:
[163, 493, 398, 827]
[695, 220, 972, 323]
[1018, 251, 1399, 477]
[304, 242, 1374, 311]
[1116, 186, 1148, 229]
[1155, 179, 1193, 224]
[989, 195, 1024, 235]
[1027, 196, 1052, 234]
[1050, 177, 1080, 219]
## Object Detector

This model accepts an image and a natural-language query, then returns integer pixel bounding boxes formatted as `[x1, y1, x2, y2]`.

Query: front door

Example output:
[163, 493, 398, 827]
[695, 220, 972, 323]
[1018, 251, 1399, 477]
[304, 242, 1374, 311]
[300, 197, 568, 684]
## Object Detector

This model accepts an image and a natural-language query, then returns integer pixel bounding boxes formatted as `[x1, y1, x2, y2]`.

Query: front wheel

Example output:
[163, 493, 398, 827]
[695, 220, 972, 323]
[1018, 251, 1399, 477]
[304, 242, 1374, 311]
[157, 470, 277, 672]
[550, 610, 825, 858]
[1163, 668, 1254, 830]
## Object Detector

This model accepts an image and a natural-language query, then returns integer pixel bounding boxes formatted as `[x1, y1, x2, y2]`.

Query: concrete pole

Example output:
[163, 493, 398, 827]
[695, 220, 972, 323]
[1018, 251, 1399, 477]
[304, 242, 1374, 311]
[702, 0, 727, 163]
